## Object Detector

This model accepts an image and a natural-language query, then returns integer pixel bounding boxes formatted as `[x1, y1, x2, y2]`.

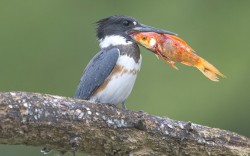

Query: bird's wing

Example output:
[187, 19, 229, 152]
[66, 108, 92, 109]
[74, 48, 119, 100]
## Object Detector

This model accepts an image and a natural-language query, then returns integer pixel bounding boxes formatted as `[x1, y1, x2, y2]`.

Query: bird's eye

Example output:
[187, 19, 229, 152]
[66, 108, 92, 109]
[123, 20, 130, 26]
[142, 36, 147, 41]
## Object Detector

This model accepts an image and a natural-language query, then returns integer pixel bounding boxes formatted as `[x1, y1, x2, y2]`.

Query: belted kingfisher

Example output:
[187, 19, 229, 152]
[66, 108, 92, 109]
[75, 15, 176, 109]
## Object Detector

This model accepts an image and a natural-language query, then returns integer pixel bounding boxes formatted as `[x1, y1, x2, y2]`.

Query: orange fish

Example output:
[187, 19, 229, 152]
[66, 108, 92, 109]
[129, 32, 225, 81]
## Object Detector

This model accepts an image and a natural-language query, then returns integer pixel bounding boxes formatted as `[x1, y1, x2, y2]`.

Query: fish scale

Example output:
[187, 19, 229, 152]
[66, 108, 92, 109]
[130, 32, 225, 81]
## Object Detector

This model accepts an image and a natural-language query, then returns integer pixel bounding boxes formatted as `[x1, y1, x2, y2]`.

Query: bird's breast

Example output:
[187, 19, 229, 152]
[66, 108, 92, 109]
[90, 54, 142, 105]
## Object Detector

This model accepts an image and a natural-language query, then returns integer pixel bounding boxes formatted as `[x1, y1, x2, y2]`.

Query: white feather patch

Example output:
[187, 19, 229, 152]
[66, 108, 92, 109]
[116, 54, 142, 70]
[99, 35, 133, 48]
[90, 55, 142, 105]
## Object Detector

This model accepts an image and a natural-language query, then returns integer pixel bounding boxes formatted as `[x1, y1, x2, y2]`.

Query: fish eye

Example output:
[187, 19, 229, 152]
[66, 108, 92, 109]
[142, 36, 147, 41]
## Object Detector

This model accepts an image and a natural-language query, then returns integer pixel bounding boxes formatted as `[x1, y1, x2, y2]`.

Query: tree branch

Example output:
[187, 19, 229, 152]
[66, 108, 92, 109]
[0, 92, 249, 155]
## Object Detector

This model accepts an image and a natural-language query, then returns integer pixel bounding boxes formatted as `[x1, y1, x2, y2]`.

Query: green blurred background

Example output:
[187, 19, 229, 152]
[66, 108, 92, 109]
[0, 0, 249, 155]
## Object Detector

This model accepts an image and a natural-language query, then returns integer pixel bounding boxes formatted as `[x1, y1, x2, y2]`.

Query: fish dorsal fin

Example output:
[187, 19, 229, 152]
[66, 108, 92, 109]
[167, 35, 195, 53]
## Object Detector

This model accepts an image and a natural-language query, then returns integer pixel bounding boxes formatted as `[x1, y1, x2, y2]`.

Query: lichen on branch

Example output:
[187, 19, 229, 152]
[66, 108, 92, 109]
[0, 92, 249, 155]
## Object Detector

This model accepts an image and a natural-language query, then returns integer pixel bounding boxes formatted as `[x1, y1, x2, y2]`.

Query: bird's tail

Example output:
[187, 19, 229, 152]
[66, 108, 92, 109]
[195, 58, 225, 81]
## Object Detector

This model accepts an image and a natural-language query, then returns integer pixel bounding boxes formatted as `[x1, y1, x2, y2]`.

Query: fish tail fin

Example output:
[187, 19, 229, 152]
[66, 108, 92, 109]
[195, 58, 225, 81]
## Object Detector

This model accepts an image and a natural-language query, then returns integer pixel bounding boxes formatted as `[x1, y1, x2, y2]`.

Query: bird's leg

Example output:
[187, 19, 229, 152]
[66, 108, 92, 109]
[121, 101, 127, 110]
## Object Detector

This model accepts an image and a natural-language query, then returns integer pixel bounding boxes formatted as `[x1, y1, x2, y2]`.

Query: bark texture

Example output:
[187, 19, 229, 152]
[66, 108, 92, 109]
[0, 91, 249, 156]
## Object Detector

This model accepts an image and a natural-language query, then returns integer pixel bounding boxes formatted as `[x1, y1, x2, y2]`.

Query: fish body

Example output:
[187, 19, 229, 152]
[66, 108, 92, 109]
[130, 32, 224, 81]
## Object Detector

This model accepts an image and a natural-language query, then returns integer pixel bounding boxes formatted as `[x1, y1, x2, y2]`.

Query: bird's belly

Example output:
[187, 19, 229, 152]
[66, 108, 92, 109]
[90, 73, 138, 105]
[90, 54, 142, 105]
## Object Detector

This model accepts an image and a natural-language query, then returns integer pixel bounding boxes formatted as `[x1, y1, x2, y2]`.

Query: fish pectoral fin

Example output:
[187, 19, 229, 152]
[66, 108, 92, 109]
[166, 60, 178, 70]
[181, 61, 193, 66]
[155, 50, 178, 70]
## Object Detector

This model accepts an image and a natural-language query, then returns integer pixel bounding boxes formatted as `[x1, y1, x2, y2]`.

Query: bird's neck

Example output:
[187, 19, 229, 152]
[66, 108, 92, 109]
[99, 35, 141, 63]
[99, 35, 132, 49]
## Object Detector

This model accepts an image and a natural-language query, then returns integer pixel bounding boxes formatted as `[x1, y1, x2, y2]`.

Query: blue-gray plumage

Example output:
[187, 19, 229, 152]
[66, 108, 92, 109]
[75, 48, 119, 100]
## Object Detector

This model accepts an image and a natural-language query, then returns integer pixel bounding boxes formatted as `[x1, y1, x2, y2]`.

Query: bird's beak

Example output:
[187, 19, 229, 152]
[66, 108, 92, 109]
[130, 24, 178, 36]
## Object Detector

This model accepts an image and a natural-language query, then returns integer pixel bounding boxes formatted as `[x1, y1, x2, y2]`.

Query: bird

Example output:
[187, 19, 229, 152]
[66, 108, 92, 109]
[74, 15, 176, 109]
